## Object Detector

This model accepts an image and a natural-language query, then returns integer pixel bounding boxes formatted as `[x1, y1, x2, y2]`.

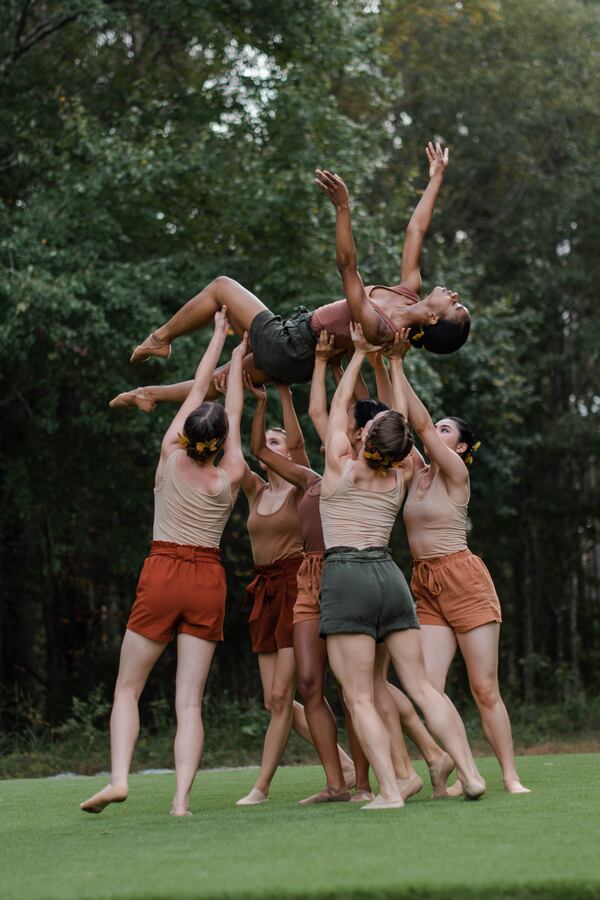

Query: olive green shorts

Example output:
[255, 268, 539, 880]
[249, 307, 317, 384]
[319, 546, 420, 641]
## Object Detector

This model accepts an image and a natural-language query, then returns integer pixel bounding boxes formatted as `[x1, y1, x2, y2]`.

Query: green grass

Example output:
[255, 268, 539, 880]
[1, 755, 599, 899]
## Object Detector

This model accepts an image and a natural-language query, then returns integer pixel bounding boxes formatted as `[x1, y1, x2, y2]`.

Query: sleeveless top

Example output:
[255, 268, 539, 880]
[311, 284, 419, 343]
[247, 483, 304, 566]
[402, 468, 469, 560]
[320, 461, 403, 550]
[297, 477, 325, 553]
[153, 450, 234, 547]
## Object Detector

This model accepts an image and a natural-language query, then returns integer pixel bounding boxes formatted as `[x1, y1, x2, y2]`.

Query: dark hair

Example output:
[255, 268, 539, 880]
[353, 398, 389, 431]
[364, 409, 413, 472]
[410, 310, 471, 355]
[182, 402, 228, 462]
[446, 416, 475, 460]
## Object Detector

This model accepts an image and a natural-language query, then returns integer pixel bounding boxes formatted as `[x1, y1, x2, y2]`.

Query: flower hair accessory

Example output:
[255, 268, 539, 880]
[464, 440, 481, 466]
[195, 438, 220, 453]
[411, 328, 425, 347]
[177, 433, 190, 448]
[364, 440, 405, 475]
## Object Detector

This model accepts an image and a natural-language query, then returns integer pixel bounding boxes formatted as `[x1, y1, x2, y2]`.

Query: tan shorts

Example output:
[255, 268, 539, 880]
[293, 552, 324, 625]
[412, 549, 501, 634]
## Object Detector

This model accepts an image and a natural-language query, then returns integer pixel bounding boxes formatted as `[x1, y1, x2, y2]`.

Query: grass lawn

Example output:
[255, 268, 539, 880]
[1, 754, 599, 899]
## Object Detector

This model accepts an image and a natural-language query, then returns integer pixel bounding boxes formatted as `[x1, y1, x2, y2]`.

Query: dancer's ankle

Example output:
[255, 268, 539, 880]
[153, 327, 170, 345]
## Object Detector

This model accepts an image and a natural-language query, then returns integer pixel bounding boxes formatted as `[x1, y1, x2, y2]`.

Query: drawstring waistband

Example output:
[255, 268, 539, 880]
[150, 541, 221, 564]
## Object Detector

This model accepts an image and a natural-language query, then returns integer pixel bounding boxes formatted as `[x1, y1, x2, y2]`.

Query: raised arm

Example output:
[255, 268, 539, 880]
[248, 379, 317, 491]
[276, 385, 310, 467]
[160, 308, 229, 456]
[315, 169, 386, 345]
[400, 142, 449, 294]
[219, 333, 250, 486]
[308, 329, 337, 444]
[368, 351, 394, 407]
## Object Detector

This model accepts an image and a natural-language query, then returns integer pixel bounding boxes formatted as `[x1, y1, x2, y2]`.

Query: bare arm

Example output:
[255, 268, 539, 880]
[248, 380, 317, 490]
[220, 333, 249, 486]
[276, 385, 309, 467]
[368, 351, 394, 407]
[315, 169, 386, 345]
[160, 308, 229, 458]
[401, 142, 449, 294]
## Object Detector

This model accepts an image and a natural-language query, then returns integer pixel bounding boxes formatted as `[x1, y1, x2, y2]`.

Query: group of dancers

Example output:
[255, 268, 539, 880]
[81, 143, 529, 816]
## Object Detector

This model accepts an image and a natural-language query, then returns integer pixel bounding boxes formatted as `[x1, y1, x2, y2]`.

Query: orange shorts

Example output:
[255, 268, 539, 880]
[127, 541, 226, 643]
[246, 555, 303, 654]
[411, 549, 502, 634]
[293, 552, 324, 625]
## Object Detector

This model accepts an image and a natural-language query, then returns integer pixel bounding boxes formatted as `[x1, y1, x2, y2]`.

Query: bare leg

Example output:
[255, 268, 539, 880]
[80, 630, 166, 813]
[171, 634, 217, 816]
[131, 277, 269, 362]
[339, 693, 373, 798]
[457, 624, 529, 793]
[294, 621, 349, 802]
[373, 646, 418, 793]
[385, 629, 485, 798]
[238, 648, 297, 803]
[110, 355, 273, 410]
[327, 634, 403, 808]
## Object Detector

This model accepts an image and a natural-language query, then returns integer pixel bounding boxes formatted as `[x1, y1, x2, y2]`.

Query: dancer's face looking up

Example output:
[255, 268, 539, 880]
[422, 286, 465, 322]
[261, 428, 291, 472]
[423, 417, 471, 460]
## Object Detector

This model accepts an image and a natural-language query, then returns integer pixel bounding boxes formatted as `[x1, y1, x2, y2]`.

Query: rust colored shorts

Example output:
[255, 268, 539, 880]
[246, 555, 303, 654]
[411, 549, 502, 634]
[293, 551, 324, 625]
[127, 541, 226, 643]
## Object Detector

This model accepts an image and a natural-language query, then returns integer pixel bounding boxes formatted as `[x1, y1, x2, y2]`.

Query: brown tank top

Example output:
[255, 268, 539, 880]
[402, 468, 470, 560]
[311, 285, 419, 344]
[247, 483, 304, 566]
[297, 477, 325, 553]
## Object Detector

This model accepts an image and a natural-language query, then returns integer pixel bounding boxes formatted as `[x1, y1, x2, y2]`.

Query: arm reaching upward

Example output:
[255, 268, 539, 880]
[368, 351, 394, 408]
[401, 141, 449, 294]
[315, 169, 387, 345]
[160, 308, 229, 459]
[276, 384, 310, 467]
[308, 329, 337, 444]
[220, 332, 250, 486]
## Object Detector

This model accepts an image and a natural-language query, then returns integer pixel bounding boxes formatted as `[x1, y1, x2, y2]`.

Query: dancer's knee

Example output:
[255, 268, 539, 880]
[270, 686, 294, 716]
[470, 678, 500, 710]
[212, 275, 237, 297]
[297, 674, 323, 706]
[114, 683, 143, 704]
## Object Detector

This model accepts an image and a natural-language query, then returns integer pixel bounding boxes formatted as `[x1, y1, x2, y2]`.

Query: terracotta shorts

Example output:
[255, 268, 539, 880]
[411, 549, 502, 634]
[127, 541, 226, 643]
[246, 555, 303, 654]
[293, 552, 324, 625]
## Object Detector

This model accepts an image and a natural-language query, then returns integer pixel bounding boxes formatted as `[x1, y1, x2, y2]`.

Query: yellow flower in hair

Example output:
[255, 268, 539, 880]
[412, 328, 425, 344]
[177, 433, 190, 448]
[472, 441, 481, 452]
[465, 454, 473, 465]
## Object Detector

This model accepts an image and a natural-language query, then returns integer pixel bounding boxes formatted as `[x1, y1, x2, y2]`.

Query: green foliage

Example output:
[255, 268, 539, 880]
[1, 0, 599, 732]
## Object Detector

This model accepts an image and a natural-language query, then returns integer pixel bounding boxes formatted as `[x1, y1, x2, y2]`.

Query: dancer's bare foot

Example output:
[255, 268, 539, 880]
[299, 785, 352, 806]
[361, 793, 404, 810]
[351, 789, 375, 803]
[109, 387, 156, 413]
[397, 772, 423, 801]
[463, 778, 486, 801]
[80, 784, 128, 814]
[446, 779, 465, 797]
[341, 757, 356, 790]
[130, 332, 172, 364]
[504, 779, 531, 794]
[170, 807, 193, 817]
[236, 787, 268, 806]
[429, 752, 456, 799]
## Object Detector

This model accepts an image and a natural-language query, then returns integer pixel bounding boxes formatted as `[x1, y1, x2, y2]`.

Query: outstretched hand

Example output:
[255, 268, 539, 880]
[314, 169, 350, 209]
[384, 329, 412, 360]
[350, 321, 381, 355]
[214, 306, 230, 336]
[231, 330, 249, 359]
[315, 328, 338, 361]
[243, 371, 266, 401]
[426, 141, 449, 178]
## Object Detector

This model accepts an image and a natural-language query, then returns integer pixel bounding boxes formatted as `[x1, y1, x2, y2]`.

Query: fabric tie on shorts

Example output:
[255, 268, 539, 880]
[246, 556, 302, 623]
[414, 560, 442, 596]
[149, 541, 221, 564]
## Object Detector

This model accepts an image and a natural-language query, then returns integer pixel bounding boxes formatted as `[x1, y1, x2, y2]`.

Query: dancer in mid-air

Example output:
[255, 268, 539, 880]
[110, 142, 469, 413]
[81, 310, 247, 816]
[391, 345, 530, 795]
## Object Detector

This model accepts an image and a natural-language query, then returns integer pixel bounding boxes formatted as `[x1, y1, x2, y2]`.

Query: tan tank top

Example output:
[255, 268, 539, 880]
[402, 468, 469, 560]
[320, 461, 403, 550]
[247, 483, 304, 566]
[153, 450, 234, 547]
[311, 285, 419, 345]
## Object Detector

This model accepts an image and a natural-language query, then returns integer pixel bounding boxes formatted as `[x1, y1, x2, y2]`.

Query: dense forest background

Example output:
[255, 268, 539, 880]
[1, 0, 599, 761]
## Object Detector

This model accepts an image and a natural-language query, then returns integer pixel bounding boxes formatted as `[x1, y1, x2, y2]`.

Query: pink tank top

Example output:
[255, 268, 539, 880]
[297, 478, 325, 553]
[247, 484, 304, 566]
[311, 284, 419, 344]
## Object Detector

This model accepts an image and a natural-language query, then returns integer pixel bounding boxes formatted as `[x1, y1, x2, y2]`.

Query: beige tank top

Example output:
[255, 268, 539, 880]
[320, 461, 403, 550]
[402, 468, 469, 560]
[247, 483, 304, 566]
[153, 450, 234, 547]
